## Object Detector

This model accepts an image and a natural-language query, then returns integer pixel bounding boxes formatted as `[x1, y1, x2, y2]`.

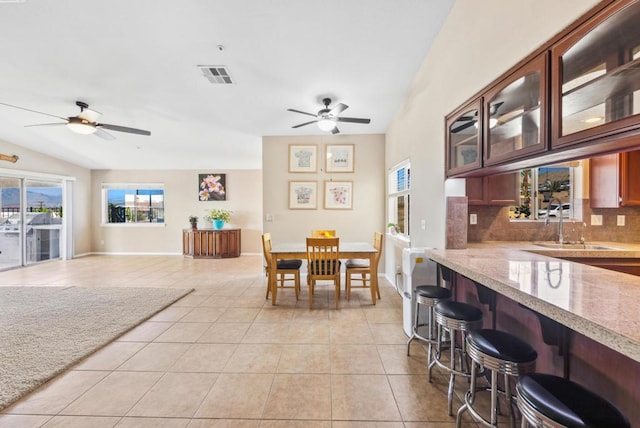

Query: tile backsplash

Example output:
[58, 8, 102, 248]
[467, 199, 640, 243]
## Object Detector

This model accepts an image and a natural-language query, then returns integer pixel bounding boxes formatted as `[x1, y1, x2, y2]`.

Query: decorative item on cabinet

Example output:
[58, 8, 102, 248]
[183, 228, 241, 258]
[188, 215, 198, 230]
[466, 173, 520, 206]
[589, 150, 640, 208]
[205, 208, 232, 229]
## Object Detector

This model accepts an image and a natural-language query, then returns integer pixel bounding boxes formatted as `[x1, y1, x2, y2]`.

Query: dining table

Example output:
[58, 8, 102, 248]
[269, 241, 379, 306]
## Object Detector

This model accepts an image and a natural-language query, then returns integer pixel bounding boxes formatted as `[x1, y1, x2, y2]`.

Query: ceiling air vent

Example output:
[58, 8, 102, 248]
[199, 66, 234, 84]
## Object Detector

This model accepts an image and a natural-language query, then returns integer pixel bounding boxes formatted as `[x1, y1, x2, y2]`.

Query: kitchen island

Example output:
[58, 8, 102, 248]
[426, 242, 640, 424]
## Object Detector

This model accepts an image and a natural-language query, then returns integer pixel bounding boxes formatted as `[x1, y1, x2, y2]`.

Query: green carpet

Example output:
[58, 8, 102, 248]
[0, 286, 192, 410]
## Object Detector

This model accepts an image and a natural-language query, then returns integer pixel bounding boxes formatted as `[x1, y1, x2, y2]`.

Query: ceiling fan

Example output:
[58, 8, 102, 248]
[288, 98, 371, 134]
[0, 100, 151, 140]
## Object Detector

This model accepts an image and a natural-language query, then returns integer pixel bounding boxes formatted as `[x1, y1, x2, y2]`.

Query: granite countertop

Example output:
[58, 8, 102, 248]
[425, 241, 640, 363]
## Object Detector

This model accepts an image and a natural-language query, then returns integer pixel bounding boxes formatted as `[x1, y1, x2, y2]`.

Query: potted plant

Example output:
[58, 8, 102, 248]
[205, 208, 232, 230]
[188, 215, 198, 230]
[387, 222, 401, 235]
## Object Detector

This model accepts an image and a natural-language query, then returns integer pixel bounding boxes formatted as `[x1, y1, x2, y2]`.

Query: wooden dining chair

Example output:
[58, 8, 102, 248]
[306, 237, 341, 309]
[261, 233, 302, 301]
[345, 232, 383, 301]
[311, 229, 337, 238]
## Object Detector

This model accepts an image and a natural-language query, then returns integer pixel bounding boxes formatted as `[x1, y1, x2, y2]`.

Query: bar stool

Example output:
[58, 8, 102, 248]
[456, 329, 537, 428]
[406, 284, 452, 380]
[433, 300, 483, 416]
[516, 373, 630, 428]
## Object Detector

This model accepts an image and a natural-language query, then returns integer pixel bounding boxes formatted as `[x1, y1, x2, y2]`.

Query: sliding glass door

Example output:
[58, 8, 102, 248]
[0, 176, 64, 270]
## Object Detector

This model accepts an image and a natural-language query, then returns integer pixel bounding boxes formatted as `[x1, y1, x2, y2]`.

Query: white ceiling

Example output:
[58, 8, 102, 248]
[0, 0, 453, 170]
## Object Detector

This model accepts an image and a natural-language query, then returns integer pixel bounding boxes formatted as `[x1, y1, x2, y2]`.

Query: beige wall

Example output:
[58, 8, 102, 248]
[90, 169, 262, 254]
[1, 139, 92, 256]
[385, 0, 600, 254]
[262, 134, 385, 268]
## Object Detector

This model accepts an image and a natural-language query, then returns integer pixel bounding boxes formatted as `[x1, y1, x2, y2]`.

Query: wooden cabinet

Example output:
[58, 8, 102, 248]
[484, 53, 549, 166]
[552, 0, 640, 148]
[590, 150, 640, 207]
[183, 229, 241, 258]
[467, 172, 520, 206]
[446, 98, 482, 177]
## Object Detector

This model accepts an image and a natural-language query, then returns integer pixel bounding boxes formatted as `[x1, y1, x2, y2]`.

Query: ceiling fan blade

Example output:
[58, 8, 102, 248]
[287, 108, 317, 117]
[292, 120, 317, 128]
[95, 128, 116, 140]
[451, 120, 477, 133]
[98, 123, 151, 136]
[336, 117, 371, 124]
[24, 122, 67, 128]
[331, 126, 340, 135]
[0, 102, 68, 121]
[329, 103, 348, 116]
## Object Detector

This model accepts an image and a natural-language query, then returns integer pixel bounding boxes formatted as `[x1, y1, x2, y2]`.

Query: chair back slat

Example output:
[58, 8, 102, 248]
[306, 237, 340, 279]
[261, 233, 273, 269]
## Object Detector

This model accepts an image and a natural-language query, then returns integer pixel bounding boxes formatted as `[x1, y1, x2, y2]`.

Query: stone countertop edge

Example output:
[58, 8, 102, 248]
[425, 242, 640, 363]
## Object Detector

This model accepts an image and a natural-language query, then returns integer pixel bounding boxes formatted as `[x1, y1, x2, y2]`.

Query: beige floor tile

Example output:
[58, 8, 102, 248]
[328, 307, 368, 323]
[61, 371, 162, 416]
[170, 343, 237, 372]
[363, 308, 403, 324]
[370, 323, 410, 344]
[0, 414, 52, 427]
[223, 344, 282, 373]
[217, 307, 261, 323]
[128, 372, 218, 417]
[332, 422, 404, 428]
[115, 417, 190, 427]
[331, 374, 402, 421]
[41, 415, 121, 427]
[148, 306, 192, 322]
[330, 323, 374, 344]
[259, 421, 330, 428]
[171, 294, 210, 307]
[331, 344, 385, 374]
[117, 343, 191, 371]
[187, 419, 260, 427]
[285, 322, 330, 344]
[196, 322, 250, 343]
[387, 374, 463, 422]
[199, 295, 236, 308]
[154, 322, 211, 342]
[277, 344, 331, 374]
[377, 344, 429, 375]
[180, 307, 226, 322]
[262, 374, 331, 420]
[255, 307, 295, 323]
[117, 321, 173, 342]
[241, 322, 291, 343]
[4, 371, 109, 415]
[290, 308, 330, 322]
[194, 373, 274, 419]
[74, 342, 147, 371]
[230, 296, 269, 308]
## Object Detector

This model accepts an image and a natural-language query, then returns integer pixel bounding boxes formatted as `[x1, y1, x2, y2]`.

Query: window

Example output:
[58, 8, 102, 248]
[510, 165, 574, 220]
[388, 160, 410, 236]
[102, 184, 165, 224]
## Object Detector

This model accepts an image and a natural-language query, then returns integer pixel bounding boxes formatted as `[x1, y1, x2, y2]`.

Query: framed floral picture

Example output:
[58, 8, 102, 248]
[289, 181, 318, 209]
[326, 144, 354, 173]
[289, 144, 318, 173]
[199, 173, 226, 201]
[324, 180, 353, 209]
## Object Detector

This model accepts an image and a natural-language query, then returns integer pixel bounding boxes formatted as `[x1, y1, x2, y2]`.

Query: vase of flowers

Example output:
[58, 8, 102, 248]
[188, 215, 198, 230]
[206, 208, 232, 230]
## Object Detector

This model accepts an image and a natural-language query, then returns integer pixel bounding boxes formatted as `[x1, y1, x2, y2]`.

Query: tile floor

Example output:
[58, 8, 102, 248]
[0, 255, 490, 427]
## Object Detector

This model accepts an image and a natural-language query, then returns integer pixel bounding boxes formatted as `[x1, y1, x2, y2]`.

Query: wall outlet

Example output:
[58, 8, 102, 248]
[591, 214, 603, 226]
[265, 213, 273, 222]
[420, 219, 426, 230]
[617, 215, 625, 226]
[470, 213, 477, 225]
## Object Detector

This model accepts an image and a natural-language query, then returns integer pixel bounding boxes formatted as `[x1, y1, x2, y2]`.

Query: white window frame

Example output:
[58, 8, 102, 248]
[387, 159, 411, 238]
[101, 183, 166, 227]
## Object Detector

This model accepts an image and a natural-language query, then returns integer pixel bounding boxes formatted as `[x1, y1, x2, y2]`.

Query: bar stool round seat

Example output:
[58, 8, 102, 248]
[456, 329, 537, 428]
[516, 373, 630, 428]
[406, 285, 452, 378]
[433, 300, 483, 416]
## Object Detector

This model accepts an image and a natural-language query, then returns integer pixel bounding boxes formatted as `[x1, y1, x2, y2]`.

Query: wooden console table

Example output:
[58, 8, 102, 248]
[182, 228, 241, 258]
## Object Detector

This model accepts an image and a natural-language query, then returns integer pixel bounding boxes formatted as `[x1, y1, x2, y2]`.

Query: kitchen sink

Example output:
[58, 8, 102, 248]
[533, 242, 617, 250]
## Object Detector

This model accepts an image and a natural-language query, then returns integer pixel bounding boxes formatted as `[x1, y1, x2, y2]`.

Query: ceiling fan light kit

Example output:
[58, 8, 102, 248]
[66, 117, 97, 135]
[288, 97, 370, 134]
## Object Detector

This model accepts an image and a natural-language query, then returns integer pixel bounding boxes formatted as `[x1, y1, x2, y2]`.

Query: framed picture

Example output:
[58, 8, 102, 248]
[324, 180, 353, 209]
[198, 173, 227, 201]
[289, 144, 318, 173]
[326, 144, 354, 173]
[289, 181, 318, 209]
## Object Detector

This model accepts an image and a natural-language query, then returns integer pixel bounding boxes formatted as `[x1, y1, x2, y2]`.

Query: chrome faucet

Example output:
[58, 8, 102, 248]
[545, 198, 564, 245]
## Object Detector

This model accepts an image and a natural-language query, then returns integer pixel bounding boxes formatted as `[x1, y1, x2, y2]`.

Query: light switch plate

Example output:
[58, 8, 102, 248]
[617, 215, 625, 226]
[591, 214, 603, 226]
[470, 214, 477, 225]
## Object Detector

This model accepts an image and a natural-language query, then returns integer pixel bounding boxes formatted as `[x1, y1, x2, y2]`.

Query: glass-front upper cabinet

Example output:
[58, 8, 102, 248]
[552, 0, 640, 148]
[445, 98, 482, 177]
[484, 53, 548, 165]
